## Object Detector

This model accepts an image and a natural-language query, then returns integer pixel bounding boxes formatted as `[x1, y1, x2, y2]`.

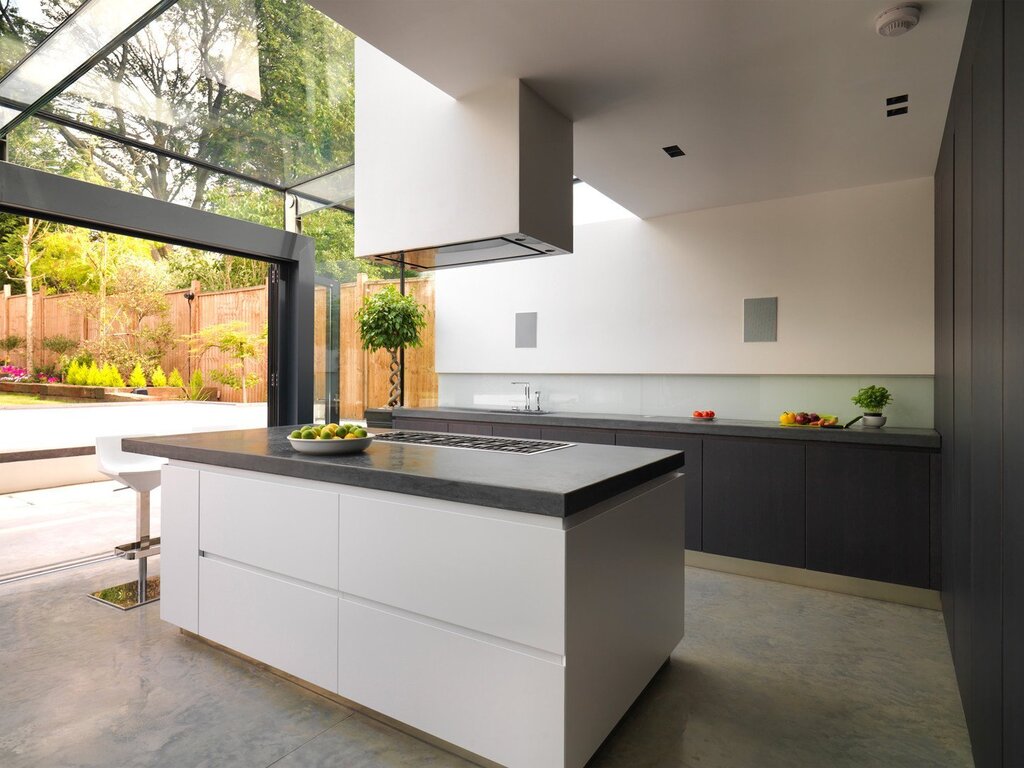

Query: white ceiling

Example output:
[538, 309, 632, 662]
[309, 0, 970, 219]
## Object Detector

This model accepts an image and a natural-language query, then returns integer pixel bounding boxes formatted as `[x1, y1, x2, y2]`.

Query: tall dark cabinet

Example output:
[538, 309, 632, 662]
[1001, 3, 1024, 763]
[935, 2, 1023, 765]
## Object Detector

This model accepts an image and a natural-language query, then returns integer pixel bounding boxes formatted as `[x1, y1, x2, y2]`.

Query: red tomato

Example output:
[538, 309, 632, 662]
[707, 410, 715, 418]
[692, 410, 701, 417]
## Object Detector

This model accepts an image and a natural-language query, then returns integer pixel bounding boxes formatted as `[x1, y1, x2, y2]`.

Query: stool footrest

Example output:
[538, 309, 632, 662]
[114, 537, 161, 560]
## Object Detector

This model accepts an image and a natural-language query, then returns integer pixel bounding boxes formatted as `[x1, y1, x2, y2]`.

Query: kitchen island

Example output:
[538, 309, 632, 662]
[125, 427, 686, 768]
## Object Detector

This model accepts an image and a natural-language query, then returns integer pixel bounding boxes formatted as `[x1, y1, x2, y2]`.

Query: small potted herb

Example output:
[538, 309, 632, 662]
[850, 385, 893, 428]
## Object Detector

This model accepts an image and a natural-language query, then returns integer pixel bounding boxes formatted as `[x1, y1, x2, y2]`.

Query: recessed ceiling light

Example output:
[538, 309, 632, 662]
[662, 145, 685, 158]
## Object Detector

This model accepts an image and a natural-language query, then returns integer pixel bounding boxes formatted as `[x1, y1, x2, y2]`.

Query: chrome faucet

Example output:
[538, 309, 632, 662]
[512, 381, 532, 411]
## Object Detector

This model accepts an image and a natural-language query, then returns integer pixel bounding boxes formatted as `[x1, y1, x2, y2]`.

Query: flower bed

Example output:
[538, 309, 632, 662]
[0, 380, 220, 402]
[0, 366, 59, 384]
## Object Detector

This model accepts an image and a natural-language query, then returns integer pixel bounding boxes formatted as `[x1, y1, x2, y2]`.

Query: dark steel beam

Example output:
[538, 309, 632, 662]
[0, 161, 315, 425]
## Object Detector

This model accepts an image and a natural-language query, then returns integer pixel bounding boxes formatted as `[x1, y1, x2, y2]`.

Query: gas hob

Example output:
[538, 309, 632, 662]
[373, 431, 572, 455]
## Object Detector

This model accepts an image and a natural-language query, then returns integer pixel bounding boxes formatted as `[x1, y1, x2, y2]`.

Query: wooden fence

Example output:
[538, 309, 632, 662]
[338, 275, 438, 418]
[1, 275, 437, 413]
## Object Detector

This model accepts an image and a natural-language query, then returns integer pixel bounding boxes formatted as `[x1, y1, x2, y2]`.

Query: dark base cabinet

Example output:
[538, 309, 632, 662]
[393, 418, 449, 433]
[390, 412, 939, 589]
[490, 423, 542, 440]
[806, 446, 931, 588]
[616, 431, 702, 551]
[702, 438, 805, 568]
[540, 426, 615, 445]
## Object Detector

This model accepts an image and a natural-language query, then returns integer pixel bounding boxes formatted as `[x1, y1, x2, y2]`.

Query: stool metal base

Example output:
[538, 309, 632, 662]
[89, 575, 161, 610]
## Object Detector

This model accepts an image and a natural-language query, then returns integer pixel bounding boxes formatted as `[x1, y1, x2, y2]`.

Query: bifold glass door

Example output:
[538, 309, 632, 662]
[313, 276, 340, 425]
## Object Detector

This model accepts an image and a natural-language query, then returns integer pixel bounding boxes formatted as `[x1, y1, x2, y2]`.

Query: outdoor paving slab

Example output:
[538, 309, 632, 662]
[0, 481, 161, 576]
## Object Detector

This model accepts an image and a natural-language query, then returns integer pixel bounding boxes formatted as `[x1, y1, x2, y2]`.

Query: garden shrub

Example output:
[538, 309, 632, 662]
[128, 362, 147, 389]
[150, 365, 167, 387]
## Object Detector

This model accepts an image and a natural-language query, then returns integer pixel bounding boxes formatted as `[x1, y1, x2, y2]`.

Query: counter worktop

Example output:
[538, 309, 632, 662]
[394, 407, 940, 450]
[124, 426, 684, 517]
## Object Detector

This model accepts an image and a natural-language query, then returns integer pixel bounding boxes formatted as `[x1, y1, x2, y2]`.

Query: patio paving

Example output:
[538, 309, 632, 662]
[0, 401, 268, 455]
[0, 481, 161, 577]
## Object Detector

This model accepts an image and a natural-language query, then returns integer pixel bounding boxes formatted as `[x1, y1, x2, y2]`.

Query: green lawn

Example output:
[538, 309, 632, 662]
[0, 392, 48, 406]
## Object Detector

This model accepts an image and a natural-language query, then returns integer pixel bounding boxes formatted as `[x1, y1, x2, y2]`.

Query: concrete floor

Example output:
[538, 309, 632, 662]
[0, 556, 971, 768]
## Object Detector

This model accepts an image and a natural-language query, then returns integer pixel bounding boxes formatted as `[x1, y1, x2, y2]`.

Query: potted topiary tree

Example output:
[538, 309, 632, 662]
[851, 385, 894, 428]
[356, 285, 427, 426]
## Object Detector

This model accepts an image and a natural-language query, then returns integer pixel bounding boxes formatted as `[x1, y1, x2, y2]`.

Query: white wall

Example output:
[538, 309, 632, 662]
[433, 178, 935, 427]
[436, 177, 934, 376]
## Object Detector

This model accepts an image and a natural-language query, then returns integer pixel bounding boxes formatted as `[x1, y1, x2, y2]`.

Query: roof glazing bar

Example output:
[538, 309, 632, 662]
[0, 0, 179, 137]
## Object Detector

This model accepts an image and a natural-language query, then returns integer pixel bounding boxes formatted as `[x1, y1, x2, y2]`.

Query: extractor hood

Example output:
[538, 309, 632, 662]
[354, 42, 572, 270]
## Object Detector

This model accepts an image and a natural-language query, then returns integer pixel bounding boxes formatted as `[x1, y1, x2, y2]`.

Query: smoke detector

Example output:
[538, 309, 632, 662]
[876, 4, 922, 37]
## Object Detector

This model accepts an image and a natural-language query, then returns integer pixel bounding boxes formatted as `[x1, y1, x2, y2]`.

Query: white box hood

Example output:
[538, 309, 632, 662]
[355, 41, 572, 270]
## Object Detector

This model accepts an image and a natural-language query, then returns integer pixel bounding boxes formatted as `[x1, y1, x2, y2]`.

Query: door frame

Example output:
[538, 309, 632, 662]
[0, 162, 315, 425]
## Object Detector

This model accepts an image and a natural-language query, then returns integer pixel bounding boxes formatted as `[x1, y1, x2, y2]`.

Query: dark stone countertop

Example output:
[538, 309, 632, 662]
[394, 407, 940, 450]
[123, 426, 684, 518]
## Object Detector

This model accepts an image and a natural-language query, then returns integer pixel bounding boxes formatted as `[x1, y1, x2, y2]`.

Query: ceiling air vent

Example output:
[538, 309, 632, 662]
[662, 145, 685, 158]
[886, 95, 909, 117]
[875, 4, 921, 37]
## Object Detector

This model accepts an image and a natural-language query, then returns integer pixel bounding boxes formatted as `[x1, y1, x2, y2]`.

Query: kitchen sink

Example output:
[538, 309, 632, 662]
[485, 409, 550, 415]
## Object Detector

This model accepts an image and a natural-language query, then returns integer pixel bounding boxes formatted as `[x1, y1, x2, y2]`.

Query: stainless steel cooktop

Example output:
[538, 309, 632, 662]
[373, 431, 572, 455]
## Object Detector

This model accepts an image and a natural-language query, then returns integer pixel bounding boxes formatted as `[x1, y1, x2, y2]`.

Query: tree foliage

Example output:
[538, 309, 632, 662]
[186, 320, 266, 402]
[355, 286, 427, 353]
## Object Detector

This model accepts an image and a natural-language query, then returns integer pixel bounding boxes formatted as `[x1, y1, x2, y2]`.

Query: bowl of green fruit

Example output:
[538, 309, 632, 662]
[287, 423, 374, 454]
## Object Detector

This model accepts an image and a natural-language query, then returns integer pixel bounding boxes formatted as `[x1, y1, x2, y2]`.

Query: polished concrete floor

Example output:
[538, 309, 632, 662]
[0, 559, 971, 768]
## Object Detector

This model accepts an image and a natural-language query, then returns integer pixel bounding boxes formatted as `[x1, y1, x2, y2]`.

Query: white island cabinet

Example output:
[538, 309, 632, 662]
[159, 461, 684, 768]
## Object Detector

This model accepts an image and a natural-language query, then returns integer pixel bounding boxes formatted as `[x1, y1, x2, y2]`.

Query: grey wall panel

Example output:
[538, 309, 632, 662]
[968, 5, 1004, 763]
[1003, 2, 1024, 764]
[743, 297, 778, 342]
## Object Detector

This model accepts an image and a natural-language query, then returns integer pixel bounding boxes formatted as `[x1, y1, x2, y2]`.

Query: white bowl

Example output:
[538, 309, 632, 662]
[287, 434, 374, 455]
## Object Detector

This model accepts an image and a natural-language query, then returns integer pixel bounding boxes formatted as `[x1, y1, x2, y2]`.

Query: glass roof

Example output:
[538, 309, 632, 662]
[0, 1, 84, 80]
[0, 0, 356, 213]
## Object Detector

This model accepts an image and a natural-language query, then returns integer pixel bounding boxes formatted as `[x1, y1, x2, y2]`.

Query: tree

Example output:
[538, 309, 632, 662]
[186, 321, 266, 403]
[2, 217, 49, 372]
[355, 286, 427, 408]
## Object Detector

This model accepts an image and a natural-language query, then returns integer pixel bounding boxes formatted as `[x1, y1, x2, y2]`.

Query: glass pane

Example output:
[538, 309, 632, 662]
[293, 164, 354, 216]
[0, 1, 84, 79]
[0, 0, 170, 131]
[41, 0, 355, 188]
[312, 279, 339, 425]
[8, 116, 284, 226]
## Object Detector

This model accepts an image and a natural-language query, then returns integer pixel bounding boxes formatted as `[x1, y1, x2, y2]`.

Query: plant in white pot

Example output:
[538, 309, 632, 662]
[850, 385, 893, 428]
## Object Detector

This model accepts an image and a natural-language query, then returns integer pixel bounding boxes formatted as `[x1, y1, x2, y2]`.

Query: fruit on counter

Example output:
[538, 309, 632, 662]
[809, 415, 840, 427]
[692, 410, 716, 418]
[779, 412, 839, 427]
[291, 423, 369, 440]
